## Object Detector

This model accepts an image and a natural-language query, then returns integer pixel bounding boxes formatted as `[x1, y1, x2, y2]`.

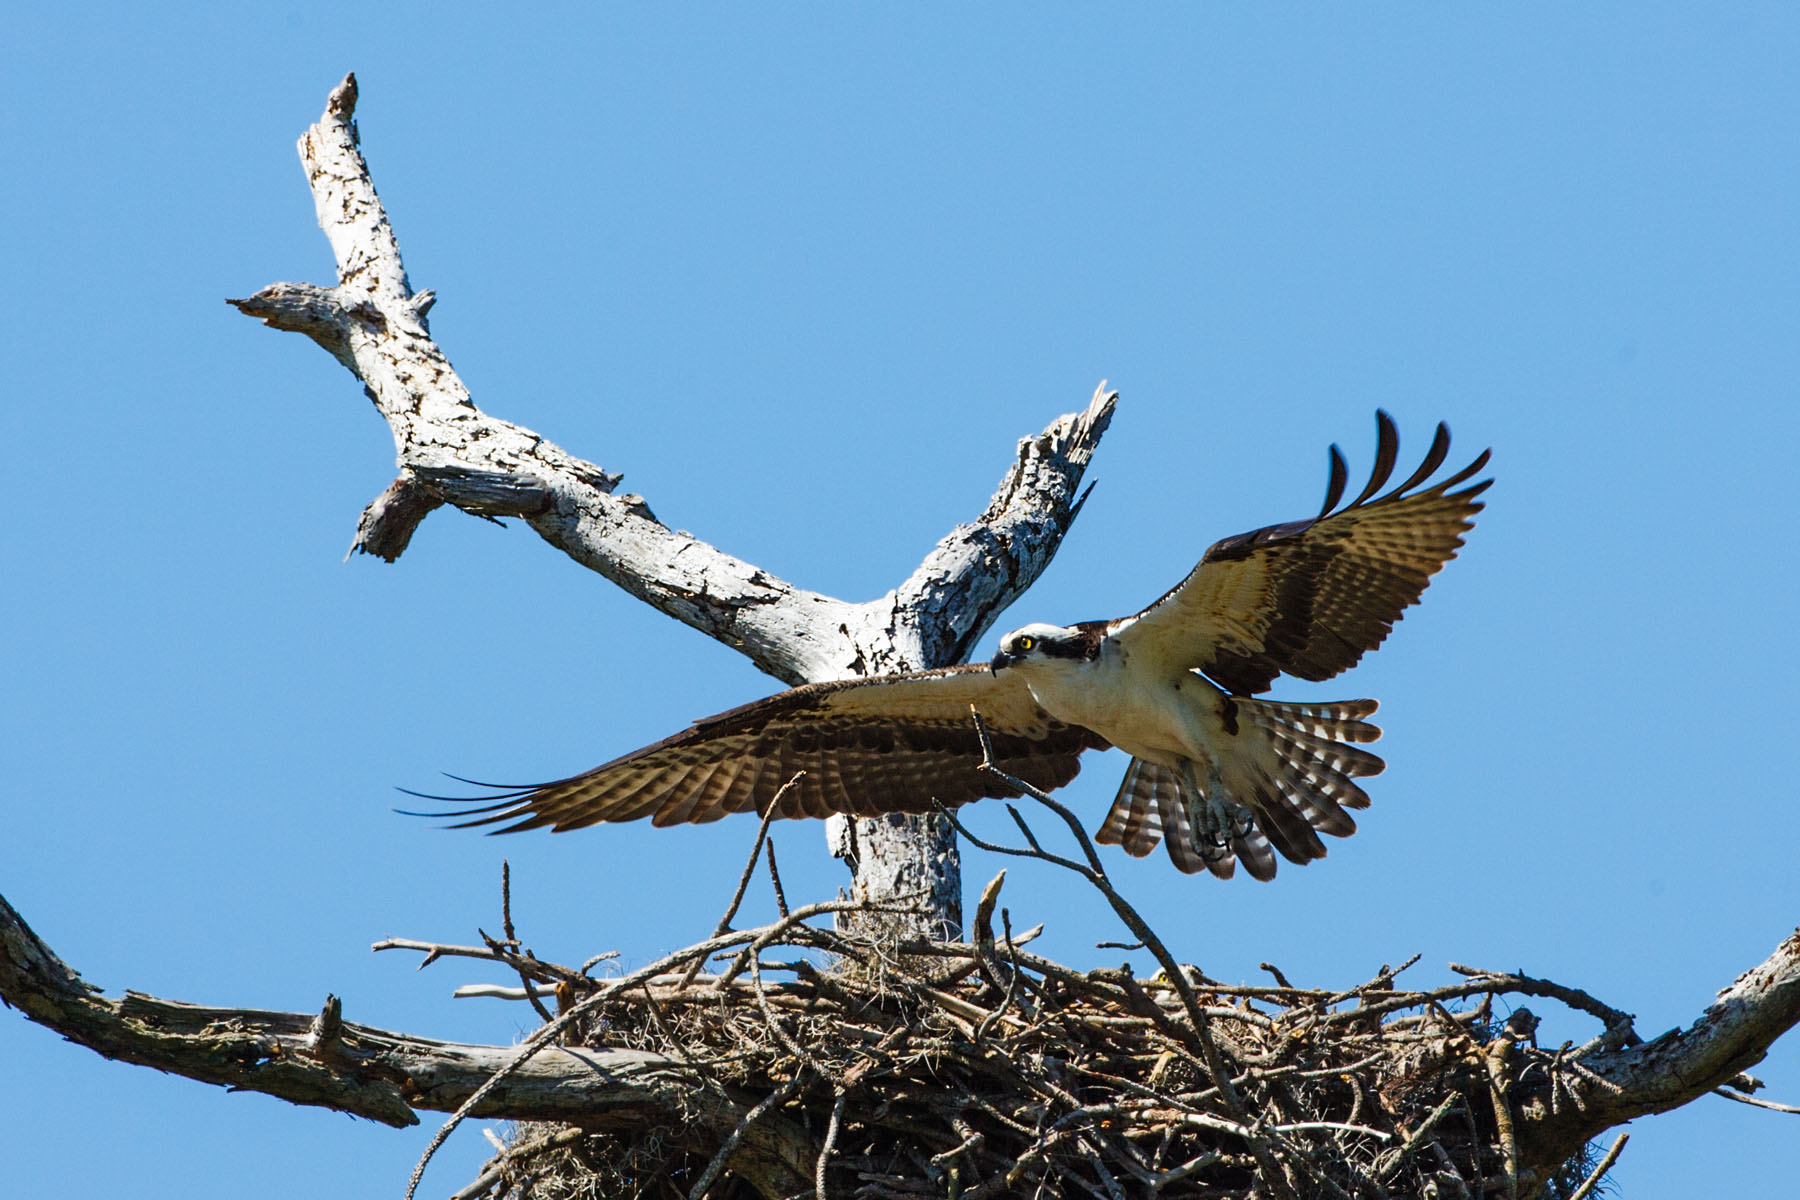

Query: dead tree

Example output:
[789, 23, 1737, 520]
[228, 73, 1109, 944]
[6, 74, 1800, 1199]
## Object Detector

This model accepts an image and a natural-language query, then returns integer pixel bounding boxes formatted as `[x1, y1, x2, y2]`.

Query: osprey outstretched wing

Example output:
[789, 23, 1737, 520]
[1112, 415, 1490, 695]
[415, 667, 1106, 833]
[415, 412, 1489, 881]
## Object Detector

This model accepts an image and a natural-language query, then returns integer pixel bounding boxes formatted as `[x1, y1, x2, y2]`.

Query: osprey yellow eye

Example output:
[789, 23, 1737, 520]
[1017, 636, 1036, 652]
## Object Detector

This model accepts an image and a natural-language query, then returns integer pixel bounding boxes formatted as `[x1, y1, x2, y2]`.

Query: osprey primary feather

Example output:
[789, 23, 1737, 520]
[414, 412, 1489, 881]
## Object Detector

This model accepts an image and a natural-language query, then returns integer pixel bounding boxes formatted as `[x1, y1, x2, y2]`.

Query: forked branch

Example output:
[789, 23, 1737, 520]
[228, 73, 1114, 688]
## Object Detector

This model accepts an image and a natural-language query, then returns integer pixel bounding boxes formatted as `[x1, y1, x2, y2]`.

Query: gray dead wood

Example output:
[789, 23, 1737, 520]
[0, 893, 814, 1198]
[1513, 925, 1800, 1177]
[228, 73, 1116, 941]
[8, 888, 1800, 1199]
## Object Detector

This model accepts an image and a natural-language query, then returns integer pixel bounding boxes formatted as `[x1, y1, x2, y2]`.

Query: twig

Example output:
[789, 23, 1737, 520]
[689, 1071, 812, 1200]
[964, 710, 1290, 1195]
[451, 1126, 585, 1200]
[816, 1088, 848, 1200]
[1713, 1087, 1800, 1114]
[930, 1123, 986, 1168]
[1483, 1041, 1520, 1200]
[974, 912, 1025, 1042]
[1321, 954, 1421, 1009]
[1565, 1131, 1628, 1200]
[497, 860, 553, 1023]
[1148, 1149, 1223, 1191]
[639, 981, 702, 1072]
[451, 983, 556, 1001]
[1271, 1121, 1391, 1141]
[403, 984, 619, 1200]
[969, 869, 1012, 994]
[501, 859, 518, 945]
[714, 775, 801, 940]
[371, 936, 581, 985]
[750, 932, 841, 1084]
[1379, 1093, 1461, 1182]
[674, 774, 802, 993]
[1448, 963, 1636, 1047]
[713, 899, 902, 989]
[1077, 1137, 1127, 1200]
[766, 838, 789, 919]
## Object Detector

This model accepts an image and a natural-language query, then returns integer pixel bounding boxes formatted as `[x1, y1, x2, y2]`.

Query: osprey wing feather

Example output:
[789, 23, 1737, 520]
[414, 410, 1489, 884]
[1112, 412, 1491, 696]
[410, 665, 1108, 833]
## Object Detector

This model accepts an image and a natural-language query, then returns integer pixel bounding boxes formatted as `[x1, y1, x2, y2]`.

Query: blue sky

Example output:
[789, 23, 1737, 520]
[4, 6, 1797, 1196]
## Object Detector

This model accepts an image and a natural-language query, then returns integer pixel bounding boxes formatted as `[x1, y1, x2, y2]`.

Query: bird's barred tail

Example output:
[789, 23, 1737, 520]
[1094, 698, 1384, 881]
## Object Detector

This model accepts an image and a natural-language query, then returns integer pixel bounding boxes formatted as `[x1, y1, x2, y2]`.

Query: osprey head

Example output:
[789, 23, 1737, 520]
[991, 622, 1096, 672]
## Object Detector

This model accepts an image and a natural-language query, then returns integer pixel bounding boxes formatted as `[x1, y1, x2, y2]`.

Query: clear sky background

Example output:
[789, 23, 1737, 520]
[4, 6, 1797, 1197]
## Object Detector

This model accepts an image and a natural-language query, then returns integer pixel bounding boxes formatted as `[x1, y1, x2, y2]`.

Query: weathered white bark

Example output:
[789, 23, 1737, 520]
[230, 74, 1116, 940]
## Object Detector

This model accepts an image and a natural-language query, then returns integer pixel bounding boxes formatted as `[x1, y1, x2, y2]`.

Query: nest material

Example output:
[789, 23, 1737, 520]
[415, 776, 1626, 1200]
[457, 909, 1609, 1200]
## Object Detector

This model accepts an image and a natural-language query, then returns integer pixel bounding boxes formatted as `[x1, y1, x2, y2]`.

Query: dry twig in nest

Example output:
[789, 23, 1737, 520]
[389, 733, 1672, 1200]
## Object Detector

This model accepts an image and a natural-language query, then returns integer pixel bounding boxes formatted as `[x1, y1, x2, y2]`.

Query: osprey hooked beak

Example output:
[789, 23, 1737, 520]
[990, 636, 1026, 672]
[991, 625, 1059, 672]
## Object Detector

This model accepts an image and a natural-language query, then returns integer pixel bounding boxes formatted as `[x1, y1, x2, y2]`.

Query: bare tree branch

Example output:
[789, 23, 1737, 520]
[228, 73, 1117, 941]
[0, 891, 816, 1195]
[1518, 926, 1800, 1168]
[228, 72, 1113, 692]
[9, 880, 1800, 1198]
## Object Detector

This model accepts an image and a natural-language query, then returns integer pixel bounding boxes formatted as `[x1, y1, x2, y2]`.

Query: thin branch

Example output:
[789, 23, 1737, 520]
[816, 1088, 848, 1200]
[500, 860, 517, 944]
[667, 774, 805, 993]
[1565, 1132, 1628, 1200]
[764, 839, 789, 919]
[1713, 1087, 1800, 1115]
[1518, 926, 1800, 1166]
[495, 860, 554, 1024]
[451, 1126, 585, 1200]
[963, 710, 1293, 1200]
[1483, 1043, 1520, 1200]
[1448, 963, 1637, 1049]
[690, 1071, 812, 1200]
[1379, 1093, 1461, 1183]
[715, 776, 800, 938]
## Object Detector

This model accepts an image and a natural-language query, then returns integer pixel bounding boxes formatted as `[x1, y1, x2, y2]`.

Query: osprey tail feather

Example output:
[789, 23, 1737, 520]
[1094, 697, 1383, 881]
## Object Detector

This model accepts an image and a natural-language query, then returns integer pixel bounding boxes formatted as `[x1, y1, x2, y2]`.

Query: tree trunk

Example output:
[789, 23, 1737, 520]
[828, 811, 962, 942]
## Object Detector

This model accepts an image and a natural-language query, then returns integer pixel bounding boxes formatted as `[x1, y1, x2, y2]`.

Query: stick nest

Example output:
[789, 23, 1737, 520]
[417, 767, 1621, 1200]
[446, 897, 1612, 1200]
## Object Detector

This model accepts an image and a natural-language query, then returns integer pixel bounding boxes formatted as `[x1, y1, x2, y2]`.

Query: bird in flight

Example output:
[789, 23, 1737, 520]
[414, 413, 1489, 880]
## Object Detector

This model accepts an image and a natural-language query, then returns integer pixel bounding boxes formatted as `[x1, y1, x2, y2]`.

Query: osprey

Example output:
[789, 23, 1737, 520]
[419, 413, 1488, 880]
